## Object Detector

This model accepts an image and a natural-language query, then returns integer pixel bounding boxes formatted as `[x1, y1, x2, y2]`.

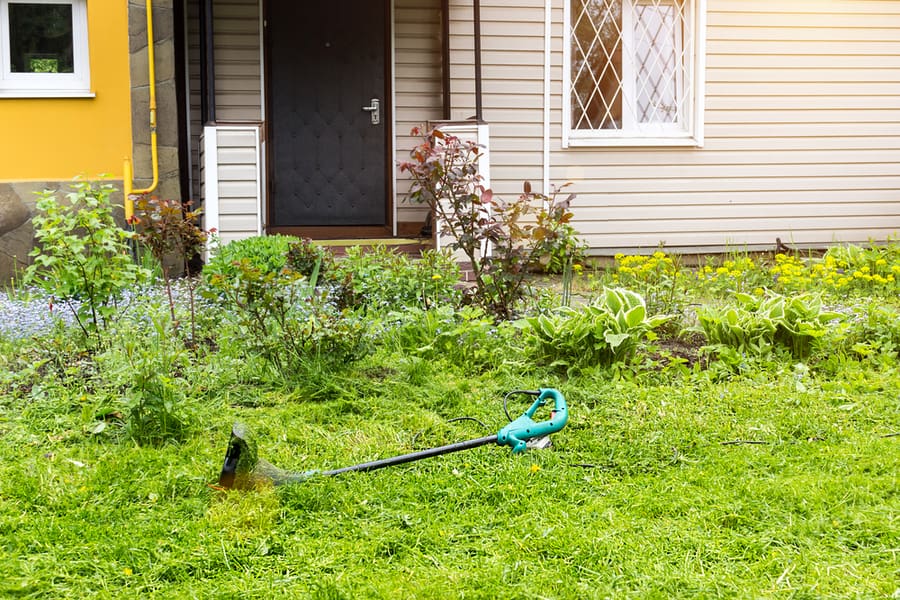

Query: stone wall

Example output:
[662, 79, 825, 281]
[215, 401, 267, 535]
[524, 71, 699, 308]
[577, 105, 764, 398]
[129, 0, 182, 202]
[0, 181, 126, 282]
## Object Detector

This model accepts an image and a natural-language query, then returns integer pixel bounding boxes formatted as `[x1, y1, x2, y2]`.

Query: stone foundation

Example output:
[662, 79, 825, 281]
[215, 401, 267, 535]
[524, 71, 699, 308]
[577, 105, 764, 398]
[0, 181, 126, 283]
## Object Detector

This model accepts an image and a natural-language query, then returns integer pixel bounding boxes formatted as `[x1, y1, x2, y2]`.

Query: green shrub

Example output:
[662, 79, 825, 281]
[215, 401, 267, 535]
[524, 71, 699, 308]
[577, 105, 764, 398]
[25, 181, 151, 344]
[523, 287, 669, 373]
[833, 302, 900, 360]
[335, 245, 460, 311]
[382, 305, 518, 371]
[205, 257, 366, 378]
[286, 238, 335, 278]
[531, 188, 589, 274]
[203, 234, 299, 286]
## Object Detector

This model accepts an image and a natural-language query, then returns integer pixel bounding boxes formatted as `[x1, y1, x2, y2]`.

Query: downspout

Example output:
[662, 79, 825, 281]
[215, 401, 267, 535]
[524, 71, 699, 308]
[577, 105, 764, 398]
[123, 0, 159, 221]
[542, 0, 551, 196]
[441, 0, 450, 119]
[473, 0, 483, 122]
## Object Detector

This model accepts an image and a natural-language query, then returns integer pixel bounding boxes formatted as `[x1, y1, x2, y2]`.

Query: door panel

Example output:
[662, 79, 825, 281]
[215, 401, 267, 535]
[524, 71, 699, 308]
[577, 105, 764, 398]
[267, 1, 387, 228]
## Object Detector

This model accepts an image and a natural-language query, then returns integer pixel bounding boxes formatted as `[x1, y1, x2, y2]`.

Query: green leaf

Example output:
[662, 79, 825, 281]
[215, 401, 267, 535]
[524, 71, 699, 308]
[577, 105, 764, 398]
[604, 331, 630, 350]
[603, 288, 623, 314]
[624, 304, 646, 328]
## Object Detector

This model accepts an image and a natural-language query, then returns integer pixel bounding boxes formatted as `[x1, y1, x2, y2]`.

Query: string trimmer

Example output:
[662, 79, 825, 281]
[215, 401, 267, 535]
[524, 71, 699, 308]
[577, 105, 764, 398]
[217, 388, 568, 489]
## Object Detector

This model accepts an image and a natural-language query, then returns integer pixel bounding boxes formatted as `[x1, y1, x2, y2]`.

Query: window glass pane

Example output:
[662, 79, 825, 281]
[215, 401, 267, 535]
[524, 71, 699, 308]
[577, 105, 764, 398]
[8, 3, 74, 74]
[570, 0, 691, 136]
[571, 0, 623, 130]
[634, 1, 681, 124]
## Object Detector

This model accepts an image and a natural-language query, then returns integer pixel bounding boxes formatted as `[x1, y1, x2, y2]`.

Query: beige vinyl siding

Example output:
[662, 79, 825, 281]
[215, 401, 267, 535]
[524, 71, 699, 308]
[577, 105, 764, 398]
[449, 0, 547, 200]
[561, 0, 900, 252]
[214, 127, 262, 244]
[394, 0, 444, 227]
[186, 0, 262, 199]
[455, 0, 900, 253]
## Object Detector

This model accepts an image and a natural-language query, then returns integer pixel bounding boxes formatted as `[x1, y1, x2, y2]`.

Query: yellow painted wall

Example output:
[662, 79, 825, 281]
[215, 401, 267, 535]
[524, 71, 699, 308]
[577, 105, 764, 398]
[0, 2, 132, 181]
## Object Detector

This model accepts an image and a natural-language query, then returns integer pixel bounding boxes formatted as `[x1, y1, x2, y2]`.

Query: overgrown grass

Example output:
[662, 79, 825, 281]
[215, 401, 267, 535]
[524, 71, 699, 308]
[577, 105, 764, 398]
[1, 241, 898, 598]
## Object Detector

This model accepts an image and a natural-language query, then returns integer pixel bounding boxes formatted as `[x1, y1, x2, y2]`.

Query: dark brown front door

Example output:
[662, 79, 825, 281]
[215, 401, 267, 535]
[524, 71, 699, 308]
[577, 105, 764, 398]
[266, 0, 389, 233]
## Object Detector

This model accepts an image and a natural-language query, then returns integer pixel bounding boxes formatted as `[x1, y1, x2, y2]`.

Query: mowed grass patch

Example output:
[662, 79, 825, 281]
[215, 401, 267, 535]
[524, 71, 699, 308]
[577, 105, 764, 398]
[1, 357, 897, 598]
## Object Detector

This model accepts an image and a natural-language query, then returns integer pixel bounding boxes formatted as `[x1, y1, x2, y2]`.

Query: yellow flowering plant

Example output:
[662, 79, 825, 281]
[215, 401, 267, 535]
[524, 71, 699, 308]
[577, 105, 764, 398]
[611, 251, 689, 314]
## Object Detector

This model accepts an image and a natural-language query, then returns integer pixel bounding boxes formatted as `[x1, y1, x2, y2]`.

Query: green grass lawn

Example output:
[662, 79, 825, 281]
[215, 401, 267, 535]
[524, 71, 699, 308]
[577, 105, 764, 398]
[1, 351, 897, 598]
[3, 232, 900, 598]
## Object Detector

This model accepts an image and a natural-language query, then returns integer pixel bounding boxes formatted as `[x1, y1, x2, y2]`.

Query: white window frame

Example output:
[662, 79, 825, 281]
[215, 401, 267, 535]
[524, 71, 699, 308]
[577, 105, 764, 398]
[563, 0, 705, 148]
[0, 0, 92, 98]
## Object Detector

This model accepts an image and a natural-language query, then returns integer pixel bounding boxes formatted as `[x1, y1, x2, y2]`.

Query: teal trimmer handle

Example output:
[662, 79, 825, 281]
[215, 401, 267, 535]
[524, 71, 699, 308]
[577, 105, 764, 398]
[497, 388, 568, 453]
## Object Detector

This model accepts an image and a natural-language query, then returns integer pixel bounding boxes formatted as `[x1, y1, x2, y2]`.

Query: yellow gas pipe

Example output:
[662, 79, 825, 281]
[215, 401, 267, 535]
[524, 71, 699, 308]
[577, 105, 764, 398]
[123, 0, 159, 221]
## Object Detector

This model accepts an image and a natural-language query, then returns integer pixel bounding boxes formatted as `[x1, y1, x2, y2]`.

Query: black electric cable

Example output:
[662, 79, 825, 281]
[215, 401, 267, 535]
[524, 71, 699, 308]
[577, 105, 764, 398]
[502, 389, 541, 422]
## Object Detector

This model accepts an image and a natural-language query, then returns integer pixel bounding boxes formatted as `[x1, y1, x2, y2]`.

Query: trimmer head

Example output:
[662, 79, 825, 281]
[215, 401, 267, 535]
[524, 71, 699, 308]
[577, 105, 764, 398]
[217, 423, 317, 489]
[217, 423, 258, 489]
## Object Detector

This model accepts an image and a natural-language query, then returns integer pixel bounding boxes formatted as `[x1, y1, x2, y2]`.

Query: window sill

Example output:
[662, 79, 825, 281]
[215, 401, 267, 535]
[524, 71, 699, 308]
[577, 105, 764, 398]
[565, 135, 703, 149]
[0, 89, 95, 99]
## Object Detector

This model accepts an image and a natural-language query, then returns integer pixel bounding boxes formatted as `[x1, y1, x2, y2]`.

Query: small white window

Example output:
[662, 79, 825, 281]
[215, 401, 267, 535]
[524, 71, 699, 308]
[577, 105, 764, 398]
[565, 0, 704, 146]
[0, 0, 91, 97]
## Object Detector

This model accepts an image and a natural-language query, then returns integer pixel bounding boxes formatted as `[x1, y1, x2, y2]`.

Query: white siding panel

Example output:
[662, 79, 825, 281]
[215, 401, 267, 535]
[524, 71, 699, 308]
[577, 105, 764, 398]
[211, 127, 262, 245]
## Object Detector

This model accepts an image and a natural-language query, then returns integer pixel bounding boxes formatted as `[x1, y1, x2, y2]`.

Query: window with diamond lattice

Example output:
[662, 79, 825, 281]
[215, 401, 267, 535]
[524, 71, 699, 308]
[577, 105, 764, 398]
[567, 0, 700, 144]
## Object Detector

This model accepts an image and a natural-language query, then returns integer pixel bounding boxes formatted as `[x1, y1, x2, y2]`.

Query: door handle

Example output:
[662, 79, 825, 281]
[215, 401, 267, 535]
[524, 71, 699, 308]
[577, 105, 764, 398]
[362, 98, 380, 125]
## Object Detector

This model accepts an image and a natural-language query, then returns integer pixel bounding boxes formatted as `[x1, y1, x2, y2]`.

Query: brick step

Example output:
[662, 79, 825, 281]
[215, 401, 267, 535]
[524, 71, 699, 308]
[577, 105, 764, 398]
[313, 238, 434, 258]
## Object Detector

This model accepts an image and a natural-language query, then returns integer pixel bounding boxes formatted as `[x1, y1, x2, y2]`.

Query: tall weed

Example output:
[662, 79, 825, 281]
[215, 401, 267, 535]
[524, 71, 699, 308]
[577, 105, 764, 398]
[26, 181, 150, 344]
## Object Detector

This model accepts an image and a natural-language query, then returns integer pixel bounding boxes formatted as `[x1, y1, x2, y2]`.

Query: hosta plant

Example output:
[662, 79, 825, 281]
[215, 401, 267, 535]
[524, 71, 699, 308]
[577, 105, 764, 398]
[698, 291, 842, 362]
[522, 287, 669, 372]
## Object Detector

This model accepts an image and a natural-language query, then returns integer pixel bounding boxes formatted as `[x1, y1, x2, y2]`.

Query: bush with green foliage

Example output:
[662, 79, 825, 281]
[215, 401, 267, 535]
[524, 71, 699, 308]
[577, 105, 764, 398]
[205, 257, 366, 378]
[25, 181, 150, 344]
[523, 287, 669, 373]
[285, 237, 334, 277]
[335, 245, 460, 311]
[530, 183, 589, 274]
[831, 302, 900, 361]
[284, 238, 358, 308]
[382, 304, 517, 371]
[203, 234, 299, 286]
